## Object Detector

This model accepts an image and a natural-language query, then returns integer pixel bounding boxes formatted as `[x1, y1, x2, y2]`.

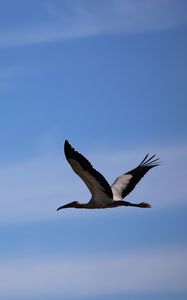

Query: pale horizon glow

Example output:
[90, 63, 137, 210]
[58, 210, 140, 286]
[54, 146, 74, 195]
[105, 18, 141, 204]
[0, 246, 186, 297]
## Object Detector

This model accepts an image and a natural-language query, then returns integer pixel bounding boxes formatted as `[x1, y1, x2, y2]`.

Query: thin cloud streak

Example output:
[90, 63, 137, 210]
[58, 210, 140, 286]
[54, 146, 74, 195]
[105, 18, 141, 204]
[0, 0, 186, 47]
[0, 143, 186, 223]
[0, 246, 186, 297]
[0, 65, 40, 91]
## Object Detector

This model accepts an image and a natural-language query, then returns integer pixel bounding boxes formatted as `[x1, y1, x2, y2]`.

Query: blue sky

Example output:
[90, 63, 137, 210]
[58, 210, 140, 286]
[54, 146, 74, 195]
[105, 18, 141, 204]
[0, 0, 187, 299]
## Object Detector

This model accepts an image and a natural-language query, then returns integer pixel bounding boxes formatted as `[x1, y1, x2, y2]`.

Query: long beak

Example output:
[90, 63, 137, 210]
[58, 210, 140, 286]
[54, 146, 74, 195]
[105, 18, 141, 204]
[57, 201, 76, 211]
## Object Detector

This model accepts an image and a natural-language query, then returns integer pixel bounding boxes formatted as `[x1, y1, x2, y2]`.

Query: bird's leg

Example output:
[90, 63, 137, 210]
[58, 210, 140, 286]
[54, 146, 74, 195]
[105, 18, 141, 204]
[113, 200, 151, 208]
[124, 201, 151, 208]
[137, 202, 151, 208]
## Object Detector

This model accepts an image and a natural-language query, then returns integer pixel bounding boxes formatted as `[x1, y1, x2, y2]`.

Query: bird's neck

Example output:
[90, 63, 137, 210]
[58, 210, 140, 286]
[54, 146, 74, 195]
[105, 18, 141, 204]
[75, 202, 91, 209]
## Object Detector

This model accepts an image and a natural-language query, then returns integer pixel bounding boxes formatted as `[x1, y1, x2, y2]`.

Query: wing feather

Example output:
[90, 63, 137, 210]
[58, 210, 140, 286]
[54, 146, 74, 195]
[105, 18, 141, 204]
[64, 140, 113, 199]
[111, 154, 159, 200]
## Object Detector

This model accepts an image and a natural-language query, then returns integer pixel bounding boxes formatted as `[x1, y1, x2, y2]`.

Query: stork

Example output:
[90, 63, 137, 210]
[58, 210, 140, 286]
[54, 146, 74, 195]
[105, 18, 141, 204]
[57, 140, 159, 211]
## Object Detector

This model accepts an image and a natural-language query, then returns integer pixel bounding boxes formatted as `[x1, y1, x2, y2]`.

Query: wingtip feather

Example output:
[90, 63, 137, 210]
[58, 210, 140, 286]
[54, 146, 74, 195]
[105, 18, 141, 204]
[139, 154, 160, 167]
[64, 139, 70, 147]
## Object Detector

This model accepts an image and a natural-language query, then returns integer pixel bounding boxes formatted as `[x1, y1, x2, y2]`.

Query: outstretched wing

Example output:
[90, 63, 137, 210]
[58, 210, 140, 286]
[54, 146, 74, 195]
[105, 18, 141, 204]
[111, 154, 159, 200]
[64, 140, 113, 199]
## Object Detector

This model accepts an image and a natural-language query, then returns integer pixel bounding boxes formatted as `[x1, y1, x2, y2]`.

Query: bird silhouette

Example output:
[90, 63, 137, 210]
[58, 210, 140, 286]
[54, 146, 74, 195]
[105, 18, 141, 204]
[57, 140, 159, 211]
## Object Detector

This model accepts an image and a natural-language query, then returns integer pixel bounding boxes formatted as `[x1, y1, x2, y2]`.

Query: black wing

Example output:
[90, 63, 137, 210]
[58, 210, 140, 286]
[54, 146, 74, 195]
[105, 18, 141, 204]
[64, 140, 113, 199]
[111, 154, 160, 200]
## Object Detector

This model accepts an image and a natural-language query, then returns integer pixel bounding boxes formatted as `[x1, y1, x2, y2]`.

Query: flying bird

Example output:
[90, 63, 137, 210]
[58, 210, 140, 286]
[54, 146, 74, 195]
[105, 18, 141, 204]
[57, 140, 159, 211]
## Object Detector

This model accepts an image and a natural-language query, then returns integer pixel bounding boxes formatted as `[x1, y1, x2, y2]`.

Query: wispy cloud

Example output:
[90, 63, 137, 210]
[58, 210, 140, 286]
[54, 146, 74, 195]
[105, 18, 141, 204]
[0, 65, 38, 91]
[0, 246, 186, 297]
[0, 143, 186, 223]
[0, 154, 68, 223]
[0, 0, 186, 47]
[0, 67, 20, 91]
